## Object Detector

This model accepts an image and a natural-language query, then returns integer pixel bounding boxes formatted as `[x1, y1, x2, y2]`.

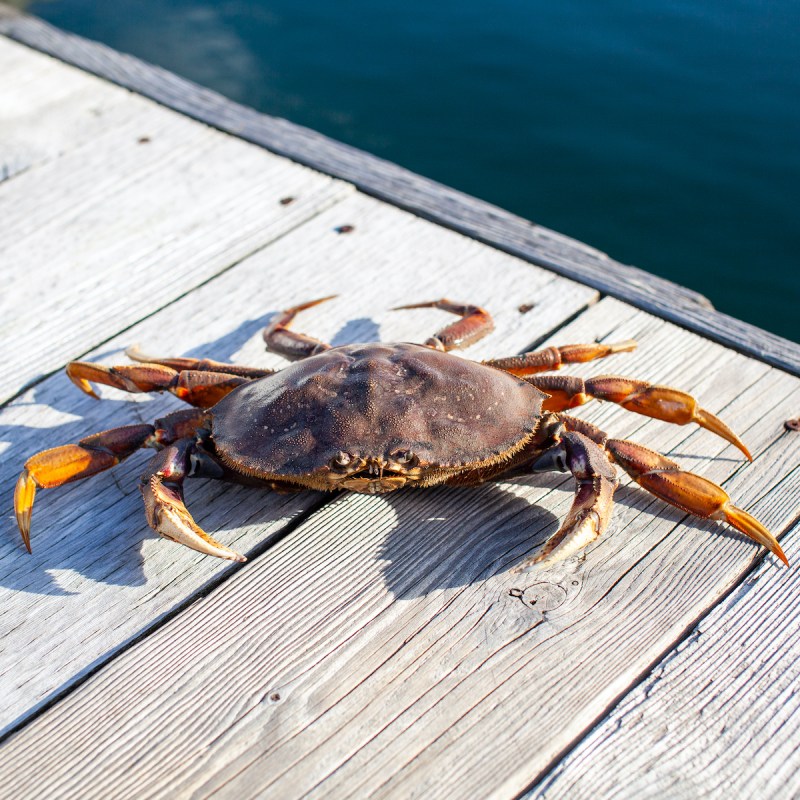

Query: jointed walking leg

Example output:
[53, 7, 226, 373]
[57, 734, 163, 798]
[526, 373, 751, 460]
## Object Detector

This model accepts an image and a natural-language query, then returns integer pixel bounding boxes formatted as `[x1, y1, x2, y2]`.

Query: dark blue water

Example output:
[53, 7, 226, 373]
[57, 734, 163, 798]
[30, 0, 800, 341]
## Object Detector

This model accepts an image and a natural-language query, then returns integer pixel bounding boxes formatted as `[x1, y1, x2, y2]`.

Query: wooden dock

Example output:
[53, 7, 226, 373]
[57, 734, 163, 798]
[1, 7, 799, 798]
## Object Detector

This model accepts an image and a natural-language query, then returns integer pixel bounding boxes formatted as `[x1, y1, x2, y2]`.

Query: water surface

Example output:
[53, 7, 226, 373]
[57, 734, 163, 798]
[30, 0, 800, 340]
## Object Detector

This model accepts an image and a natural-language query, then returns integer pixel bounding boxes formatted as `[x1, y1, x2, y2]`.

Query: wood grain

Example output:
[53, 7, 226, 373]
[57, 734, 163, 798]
[0, 36, 351, 404]
[2, 297, 796, 798]
[0, 36, 139, 182]
[2, 12, 798, 798]
[527, 498, 800, 799]
[4, 8, 799, 374]
[0, 190, 595, 738]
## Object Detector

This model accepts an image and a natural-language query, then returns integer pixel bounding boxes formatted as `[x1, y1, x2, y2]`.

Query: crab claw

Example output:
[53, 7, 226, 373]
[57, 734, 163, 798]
[515, 431, 618, 570]
[13, 424, 156, 553]
[140, 444, 246, 562]
[66, 361, 177, 399]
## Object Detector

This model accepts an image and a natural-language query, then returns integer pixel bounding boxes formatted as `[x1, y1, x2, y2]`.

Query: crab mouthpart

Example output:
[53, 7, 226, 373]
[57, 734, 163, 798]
[341, 475, 408, 494]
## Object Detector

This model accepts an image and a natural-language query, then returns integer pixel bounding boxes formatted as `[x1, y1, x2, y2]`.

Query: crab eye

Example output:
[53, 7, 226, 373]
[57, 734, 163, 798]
[392, 450, 418, 466]
[330, 451, 352, 469]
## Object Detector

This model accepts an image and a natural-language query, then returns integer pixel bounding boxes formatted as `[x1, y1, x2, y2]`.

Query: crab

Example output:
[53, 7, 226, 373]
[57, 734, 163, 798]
[14, 297, 787, 569]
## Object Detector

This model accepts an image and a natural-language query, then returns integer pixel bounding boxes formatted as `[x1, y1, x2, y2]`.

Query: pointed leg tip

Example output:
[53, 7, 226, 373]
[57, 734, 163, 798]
[721, 503, 788, 567]
[19, 515, 32, 553]
[512, 552, 549, 574]
[290, 295, 337, 312]
[610, 339, 638, 353]
[65, 364, 100, 399]
[392, 299, 439, 311]
[694, 408, 752, 461]
[14, 468, 35, 553]
[125, 344, 148, 362]
[73, 378, 100, 400]
[204, 542, 247, 563]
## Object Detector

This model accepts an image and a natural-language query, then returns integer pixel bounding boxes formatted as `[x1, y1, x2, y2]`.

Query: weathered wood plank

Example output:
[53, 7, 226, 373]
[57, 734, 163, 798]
[2, 297, 796, 798]
[0, 190, 596, 738]
[0, 37, 140, 182]
[6, 7, 799, 376]
[528, 509, 800, 799]
[0, 39, 351, 405]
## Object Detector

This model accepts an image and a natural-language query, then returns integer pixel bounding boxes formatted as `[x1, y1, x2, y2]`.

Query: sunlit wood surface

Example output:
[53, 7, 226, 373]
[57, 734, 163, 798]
[1, 28, 799, 800]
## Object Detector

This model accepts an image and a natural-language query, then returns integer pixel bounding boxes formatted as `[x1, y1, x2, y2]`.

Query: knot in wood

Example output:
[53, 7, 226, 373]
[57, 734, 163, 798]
[520, 582, 568, 612]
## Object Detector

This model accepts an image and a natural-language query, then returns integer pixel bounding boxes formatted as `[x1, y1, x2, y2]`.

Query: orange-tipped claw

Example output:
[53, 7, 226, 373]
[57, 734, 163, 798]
[694, 408, 752, 462]
[14, 469, 36, 553]
[715, 504, 788, 566]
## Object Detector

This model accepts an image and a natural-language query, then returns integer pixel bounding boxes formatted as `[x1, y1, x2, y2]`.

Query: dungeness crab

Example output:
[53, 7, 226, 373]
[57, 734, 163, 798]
[14, 297, 787, 568]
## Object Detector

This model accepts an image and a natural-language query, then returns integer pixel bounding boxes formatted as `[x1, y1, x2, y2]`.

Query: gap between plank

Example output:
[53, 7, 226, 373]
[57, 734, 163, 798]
[514, 464, 796, 798]
[0, 189, 350, 412]
[0, 492, 330, 747]
[0, 271, 597, 741]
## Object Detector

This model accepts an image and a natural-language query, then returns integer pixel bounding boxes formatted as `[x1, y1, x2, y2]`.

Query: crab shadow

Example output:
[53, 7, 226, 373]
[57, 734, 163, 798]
[374, 479, 564, 599]
[1, 306, 747, 597]
[331, 317, 381, 346]
[372, 469, 757, 600]
[0, 310, 385, 595]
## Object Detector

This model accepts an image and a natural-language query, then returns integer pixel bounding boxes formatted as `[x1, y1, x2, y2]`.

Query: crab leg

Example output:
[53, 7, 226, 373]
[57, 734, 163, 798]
[605, 438, 787, 565]
[262, 295, 336, 360]
[125, 346, 274, 379]
[394, 298, 494, 351]
[486, 412, 783, 568]
[15, 423, 156, 552]
[67, 361, 250, 408]
[140, 440, 246, 562]
[527, 373, 751, 460]
[485, 340, 637, 376]
[517, 429, 619, 569]
[14, 410, 210, 553]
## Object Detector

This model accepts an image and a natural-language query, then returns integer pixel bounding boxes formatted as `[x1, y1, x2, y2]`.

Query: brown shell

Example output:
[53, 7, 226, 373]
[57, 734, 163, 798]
[210, 343, 545, 477]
